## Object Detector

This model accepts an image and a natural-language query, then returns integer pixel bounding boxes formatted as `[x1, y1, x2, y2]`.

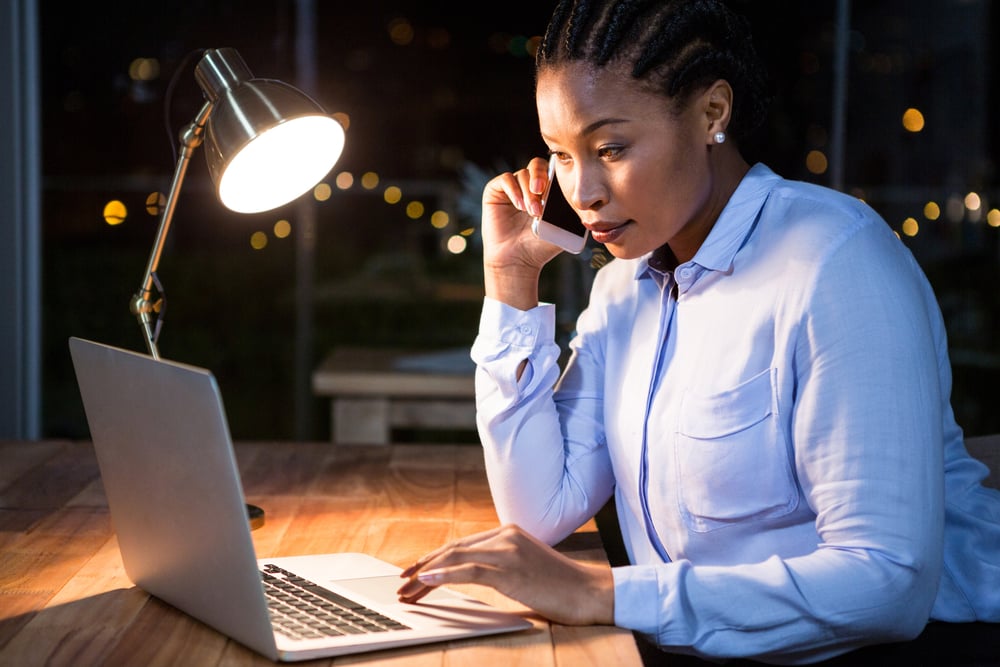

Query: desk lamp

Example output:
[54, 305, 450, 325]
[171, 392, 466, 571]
[131, 47, 344, 357]
[129, 48, 345, 528]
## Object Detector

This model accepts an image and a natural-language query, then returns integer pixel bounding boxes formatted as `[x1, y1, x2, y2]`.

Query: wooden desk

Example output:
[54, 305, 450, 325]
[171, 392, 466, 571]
[0, 439, 641, 666]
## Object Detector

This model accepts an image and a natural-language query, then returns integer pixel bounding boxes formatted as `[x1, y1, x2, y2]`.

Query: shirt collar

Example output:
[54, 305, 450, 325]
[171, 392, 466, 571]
[635, 162, 781, 281]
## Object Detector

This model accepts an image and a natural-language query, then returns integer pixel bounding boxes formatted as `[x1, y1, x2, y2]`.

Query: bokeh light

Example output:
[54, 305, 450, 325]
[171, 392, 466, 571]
[430, 210, 449, 229]
[335, 171, 354, 189]
[946, 194, 965, 222]
[313, 182, 332, 201]
[103, 200, 127, 225]
[805, 150, 828, 175]
[923, 201, 940, 220]
[388, 18, 414, 46]
[128, 57, 160, 81]
[406, 201, 425, 219]
[902, 107, 925, 132]
[383, 186, 402, 204]
[145, 192, 165, 216]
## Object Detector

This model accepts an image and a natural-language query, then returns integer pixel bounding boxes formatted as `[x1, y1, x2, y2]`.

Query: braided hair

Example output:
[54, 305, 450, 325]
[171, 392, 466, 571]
[536, 0, 772, 145]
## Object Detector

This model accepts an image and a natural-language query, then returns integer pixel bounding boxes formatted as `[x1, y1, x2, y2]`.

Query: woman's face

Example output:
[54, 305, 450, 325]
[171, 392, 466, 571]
[536, 61, 727, 262]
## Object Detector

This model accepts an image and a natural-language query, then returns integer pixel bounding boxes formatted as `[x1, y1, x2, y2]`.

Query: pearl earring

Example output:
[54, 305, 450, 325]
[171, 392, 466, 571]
[713, 131, 727, 145]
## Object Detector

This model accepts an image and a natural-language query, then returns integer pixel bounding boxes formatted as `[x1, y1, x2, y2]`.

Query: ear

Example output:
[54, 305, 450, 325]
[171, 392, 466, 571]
[702, 79, 734, 144]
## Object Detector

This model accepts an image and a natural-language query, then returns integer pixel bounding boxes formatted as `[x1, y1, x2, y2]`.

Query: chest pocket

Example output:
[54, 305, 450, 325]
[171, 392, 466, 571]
[675, 367, 797, 533]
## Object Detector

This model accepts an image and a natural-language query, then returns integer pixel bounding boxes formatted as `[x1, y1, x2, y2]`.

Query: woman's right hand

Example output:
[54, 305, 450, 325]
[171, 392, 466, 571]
[396, 524, 615, 626]
[480, 157, 565, 310]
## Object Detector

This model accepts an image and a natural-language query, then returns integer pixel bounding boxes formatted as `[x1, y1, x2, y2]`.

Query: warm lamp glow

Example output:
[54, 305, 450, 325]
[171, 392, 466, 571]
[218, 115, 345, 213]
[131, 47, 345, 361]
[195, 48, 345, 214]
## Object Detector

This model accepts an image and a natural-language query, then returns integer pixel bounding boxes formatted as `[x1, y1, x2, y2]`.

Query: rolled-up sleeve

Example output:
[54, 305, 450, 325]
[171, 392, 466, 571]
[471, 297, 614, 544]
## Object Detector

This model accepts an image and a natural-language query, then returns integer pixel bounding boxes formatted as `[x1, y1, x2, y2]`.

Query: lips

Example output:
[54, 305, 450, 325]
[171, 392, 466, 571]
[585, 220, 631, 245]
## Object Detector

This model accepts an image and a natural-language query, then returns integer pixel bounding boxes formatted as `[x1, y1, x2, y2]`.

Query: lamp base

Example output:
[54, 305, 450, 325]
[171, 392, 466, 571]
[247, 503, 265, 530]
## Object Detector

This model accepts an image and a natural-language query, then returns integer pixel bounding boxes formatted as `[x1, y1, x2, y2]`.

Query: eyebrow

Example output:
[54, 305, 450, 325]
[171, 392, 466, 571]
[583, 117, 629, 135]
[541, 117, 630, 143]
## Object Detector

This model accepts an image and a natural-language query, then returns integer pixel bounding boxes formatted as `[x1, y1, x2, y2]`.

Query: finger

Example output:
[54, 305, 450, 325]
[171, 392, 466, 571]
[414, 562, 502, 589]
[399, 540, 463, 578]
[396, 574, 434, 603]
[506, 175, 535, 216]
[513, 168, 545, 218]
[484, 171, 527, 212]
[527, 156, 550, 196]
[484, 159, 550, 218]
[398, 586, 433, 604]
[399, 527, 505, 578]
[398, 563, 495, 605]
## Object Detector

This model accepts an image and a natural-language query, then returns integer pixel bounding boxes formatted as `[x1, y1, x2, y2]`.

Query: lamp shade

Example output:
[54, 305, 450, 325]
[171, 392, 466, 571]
[194, 48, 345, 213]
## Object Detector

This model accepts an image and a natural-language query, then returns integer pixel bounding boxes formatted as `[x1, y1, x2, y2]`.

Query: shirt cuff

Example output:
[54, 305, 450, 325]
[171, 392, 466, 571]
[612, 564, 663, 636]
[477, 297, 554, 344]
[471, 297, 558, 403]
[472, 297, 556, 359]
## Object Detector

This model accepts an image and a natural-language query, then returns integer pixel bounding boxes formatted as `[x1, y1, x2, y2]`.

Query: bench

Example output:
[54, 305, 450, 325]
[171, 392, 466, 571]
[311, 347, 476, 444]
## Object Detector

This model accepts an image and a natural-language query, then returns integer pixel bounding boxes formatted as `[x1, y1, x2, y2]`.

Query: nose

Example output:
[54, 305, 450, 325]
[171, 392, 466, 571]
[565, 163, 606, 213]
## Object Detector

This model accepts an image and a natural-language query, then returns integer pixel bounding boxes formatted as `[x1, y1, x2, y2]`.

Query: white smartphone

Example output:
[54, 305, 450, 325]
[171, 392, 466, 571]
[531, 155, 589, 254]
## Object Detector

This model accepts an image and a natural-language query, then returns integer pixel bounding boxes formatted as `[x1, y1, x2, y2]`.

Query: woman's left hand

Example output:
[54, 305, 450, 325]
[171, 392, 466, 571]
[396, 524, 615, 626]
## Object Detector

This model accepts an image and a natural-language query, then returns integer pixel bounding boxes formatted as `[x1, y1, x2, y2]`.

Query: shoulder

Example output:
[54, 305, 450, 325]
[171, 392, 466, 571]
[739, 169, 934, 312]
[758, 173, 904, 265]
[768, 176, 882, 233]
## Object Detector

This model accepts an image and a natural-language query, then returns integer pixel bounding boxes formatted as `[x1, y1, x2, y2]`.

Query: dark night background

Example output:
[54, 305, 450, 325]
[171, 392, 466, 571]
[36, 1, 1000, 441]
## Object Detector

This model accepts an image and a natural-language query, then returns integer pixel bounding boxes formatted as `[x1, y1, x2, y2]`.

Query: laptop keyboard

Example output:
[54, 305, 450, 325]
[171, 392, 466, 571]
[261, 563, 410, 640]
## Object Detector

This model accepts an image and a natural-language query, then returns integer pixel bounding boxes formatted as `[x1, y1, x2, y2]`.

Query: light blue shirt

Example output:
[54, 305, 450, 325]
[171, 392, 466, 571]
[470, 163, 1000, 663]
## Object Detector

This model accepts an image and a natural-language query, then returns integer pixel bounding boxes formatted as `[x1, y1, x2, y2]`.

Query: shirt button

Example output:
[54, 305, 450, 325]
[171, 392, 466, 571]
[678, 267, 692, 279]
[519, 325, 532, 335]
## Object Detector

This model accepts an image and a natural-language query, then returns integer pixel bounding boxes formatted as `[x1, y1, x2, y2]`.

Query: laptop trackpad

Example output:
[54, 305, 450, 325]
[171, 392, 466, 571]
[334, 575, 459, 607]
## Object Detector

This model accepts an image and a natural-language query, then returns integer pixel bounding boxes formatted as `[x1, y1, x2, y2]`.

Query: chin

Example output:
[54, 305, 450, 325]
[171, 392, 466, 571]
[602, 242, 647, 261]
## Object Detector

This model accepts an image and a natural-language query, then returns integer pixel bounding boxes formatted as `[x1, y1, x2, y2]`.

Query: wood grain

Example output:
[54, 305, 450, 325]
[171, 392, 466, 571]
[0, 440, 641, 666]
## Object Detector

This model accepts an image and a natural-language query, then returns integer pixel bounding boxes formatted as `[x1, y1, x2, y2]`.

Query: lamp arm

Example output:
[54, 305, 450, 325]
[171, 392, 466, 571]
[130, 100, 214, 358]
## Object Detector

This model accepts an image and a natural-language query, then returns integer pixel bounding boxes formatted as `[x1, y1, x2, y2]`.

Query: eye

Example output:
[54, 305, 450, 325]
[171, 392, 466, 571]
[597, 145, 625, 160]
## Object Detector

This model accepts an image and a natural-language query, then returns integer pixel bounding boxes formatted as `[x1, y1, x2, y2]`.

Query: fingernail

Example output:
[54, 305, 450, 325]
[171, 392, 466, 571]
[416, 569, 443, 585]
[530, 178, 543, 195]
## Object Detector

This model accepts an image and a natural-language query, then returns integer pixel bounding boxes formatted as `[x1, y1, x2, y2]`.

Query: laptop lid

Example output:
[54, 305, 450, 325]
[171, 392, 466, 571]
[69, 336, 280, 658]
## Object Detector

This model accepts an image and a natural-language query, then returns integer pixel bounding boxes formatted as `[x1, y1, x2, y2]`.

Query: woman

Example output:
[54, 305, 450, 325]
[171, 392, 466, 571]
[396, 1, 1000, 663]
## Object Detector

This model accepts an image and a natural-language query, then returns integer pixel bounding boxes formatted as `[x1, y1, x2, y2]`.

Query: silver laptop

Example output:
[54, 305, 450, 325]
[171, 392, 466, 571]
[68, 336, 531, 662]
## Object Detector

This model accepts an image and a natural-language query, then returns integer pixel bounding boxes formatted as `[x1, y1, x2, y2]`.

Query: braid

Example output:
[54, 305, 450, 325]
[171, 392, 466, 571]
[563, 0, 590, 56]
[538, 0, 573, 62]
[536, 0, 772, 144]
[632, 3, 714, 80]
[594, 0, 657, 65]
